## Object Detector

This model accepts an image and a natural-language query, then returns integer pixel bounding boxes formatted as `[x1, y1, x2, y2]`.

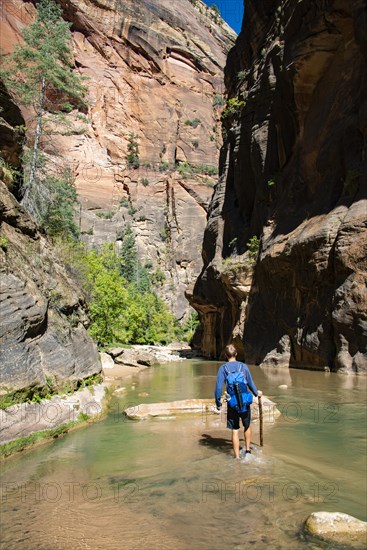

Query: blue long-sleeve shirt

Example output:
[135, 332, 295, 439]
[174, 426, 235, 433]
[214, 361, 258, 408]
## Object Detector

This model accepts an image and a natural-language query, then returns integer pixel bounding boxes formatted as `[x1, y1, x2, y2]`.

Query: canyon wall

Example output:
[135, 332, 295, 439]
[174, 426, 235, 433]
[1, 0, 236, 319]
[0, 85, 100, 392]
[189, 0, 367, 373]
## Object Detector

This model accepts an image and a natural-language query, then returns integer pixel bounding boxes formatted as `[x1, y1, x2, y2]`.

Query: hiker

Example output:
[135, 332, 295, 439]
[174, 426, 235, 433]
[214, 344, 262, 459]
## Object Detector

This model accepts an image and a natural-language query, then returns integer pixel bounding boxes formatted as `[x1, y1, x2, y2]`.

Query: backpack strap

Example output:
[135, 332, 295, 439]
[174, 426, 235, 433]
[238, 363, 248, 385]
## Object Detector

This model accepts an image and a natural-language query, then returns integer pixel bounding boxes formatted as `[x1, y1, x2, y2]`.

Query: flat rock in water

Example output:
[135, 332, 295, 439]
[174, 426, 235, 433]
[304, 511, 367, 549]
[124, 396, 280, 421]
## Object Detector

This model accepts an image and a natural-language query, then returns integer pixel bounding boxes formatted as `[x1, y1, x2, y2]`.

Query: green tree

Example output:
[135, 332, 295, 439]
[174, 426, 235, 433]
[119, 224, 138, 283]
[119, 224, 151, 292]
[81, 244, 128, 343]
[0, 0, 87, 218]
[180, 309, 199, 343]
[41, 168, 79, 238]
[58, 240, 180, 346]
[88, 269, 129, 343]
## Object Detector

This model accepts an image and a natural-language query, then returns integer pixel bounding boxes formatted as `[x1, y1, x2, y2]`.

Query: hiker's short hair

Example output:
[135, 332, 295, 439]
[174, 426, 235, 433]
[225, 344, 237, 359]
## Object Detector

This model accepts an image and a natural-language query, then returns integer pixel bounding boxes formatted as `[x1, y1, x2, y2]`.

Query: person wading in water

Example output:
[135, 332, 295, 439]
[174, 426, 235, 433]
[214, 344, 262, 459]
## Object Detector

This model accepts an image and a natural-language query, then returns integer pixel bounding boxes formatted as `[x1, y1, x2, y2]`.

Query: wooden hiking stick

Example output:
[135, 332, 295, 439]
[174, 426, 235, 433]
[258, 395, 264, 447]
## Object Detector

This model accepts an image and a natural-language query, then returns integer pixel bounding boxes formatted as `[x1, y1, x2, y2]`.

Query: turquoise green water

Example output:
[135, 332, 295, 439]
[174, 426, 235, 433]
[1, 361, 366, 549]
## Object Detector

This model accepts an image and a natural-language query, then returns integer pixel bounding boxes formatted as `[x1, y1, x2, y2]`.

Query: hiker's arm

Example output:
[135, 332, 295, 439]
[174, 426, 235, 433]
[214, 367, 225, 408]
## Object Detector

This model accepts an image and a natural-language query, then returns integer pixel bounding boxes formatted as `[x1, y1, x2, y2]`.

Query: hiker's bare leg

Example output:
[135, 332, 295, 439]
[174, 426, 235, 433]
[232, 429, 240, 459]
[244, 426, 252, 451]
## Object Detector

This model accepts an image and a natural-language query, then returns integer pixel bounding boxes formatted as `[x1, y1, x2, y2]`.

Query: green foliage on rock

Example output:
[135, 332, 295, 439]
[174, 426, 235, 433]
[221, 97, 246, 120]
[247, 235, 260, 261]
[237, 70, 248, 81]
[177, 161, 218, 176]
[0, 422, 78, 458]
[212, 94, 225, 108]
[0, 373, 103, 410]
[0, 235, 8, 250]
[0, 157, 20, 186]
[0, 0, 87, 220]
[159, 161, 170, 172]
[119, 225, 139, 283]
[119, 197, 129, 208]
[96, 211, 114, 220]
[0, 0, 86, 109]
[126, 133, 140, 169]
[184, 118, 201, 128]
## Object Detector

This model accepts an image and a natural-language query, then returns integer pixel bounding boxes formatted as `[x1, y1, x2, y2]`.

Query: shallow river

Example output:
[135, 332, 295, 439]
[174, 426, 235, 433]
[1, 361, 366, 549]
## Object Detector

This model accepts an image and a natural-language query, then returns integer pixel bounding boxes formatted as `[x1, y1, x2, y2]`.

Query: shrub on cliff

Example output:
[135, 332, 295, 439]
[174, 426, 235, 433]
[126, 133, 140, 169]
[221, 97, 246, 120]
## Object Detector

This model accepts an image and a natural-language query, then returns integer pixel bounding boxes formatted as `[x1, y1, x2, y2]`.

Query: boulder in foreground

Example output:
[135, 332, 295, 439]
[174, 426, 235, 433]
[304, 511, 367, 549]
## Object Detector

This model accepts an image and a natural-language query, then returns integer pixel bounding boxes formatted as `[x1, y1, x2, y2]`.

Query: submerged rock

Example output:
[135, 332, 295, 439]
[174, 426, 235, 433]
[304, 511, 367, 549]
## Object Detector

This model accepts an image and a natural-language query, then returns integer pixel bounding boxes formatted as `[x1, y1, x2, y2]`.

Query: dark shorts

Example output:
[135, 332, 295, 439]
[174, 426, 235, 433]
[227, 405, 251, 430]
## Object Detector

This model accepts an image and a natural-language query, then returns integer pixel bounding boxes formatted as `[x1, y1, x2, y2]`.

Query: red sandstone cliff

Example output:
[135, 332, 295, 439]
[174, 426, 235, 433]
[1, 0, 236, 319]
[189, 0, 367, 373]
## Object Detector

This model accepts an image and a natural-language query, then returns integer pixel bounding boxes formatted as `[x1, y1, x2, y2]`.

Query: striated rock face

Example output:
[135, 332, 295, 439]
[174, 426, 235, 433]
[1, 0, 236, 319]
[0, 87, 100, 391]
[0, 177, 101, 391]
[189, 0, 367, 372]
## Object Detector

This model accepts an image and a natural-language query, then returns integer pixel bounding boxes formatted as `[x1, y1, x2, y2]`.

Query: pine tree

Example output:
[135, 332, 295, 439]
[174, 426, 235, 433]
[119, 224, 138, 283]
[0, 0, 87, 219]
[41, 168, 79, 238]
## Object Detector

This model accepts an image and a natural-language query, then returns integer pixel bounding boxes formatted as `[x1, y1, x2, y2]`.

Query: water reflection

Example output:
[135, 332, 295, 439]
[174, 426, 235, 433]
[260, 366, 293, 387]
